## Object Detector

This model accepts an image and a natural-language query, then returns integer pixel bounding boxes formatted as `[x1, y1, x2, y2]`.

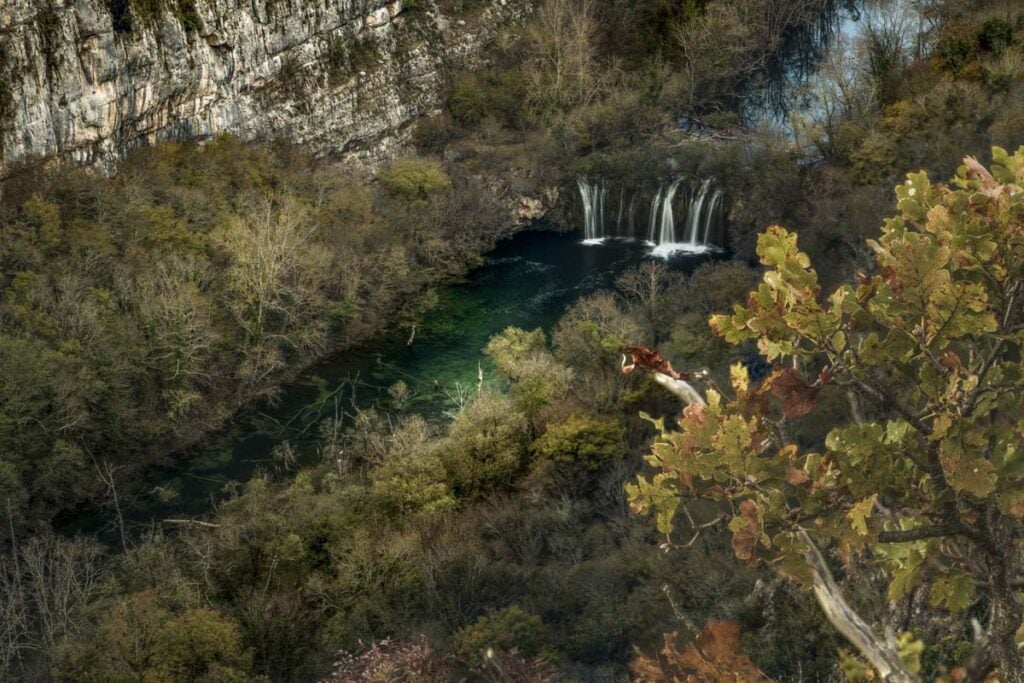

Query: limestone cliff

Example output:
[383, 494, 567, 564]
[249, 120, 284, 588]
[0, 0, 527, 173]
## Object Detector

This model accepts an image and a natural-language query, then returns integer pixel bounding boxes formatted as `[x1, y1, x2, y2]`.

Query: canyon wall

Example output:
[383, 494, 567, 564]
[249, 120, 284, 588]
[0, 0, 526, 173]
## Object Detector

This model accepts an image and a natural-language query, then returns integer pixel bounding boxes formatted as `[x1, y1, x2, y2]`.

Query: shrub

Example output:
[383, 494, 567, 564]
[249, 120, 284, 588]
[531, 414, 625, 472]
[370, 418, 456, 516]
[485, 327, 548, 380]
[378, 158, 452, 199]
[453, 606, 547, 665]
[412, 113, 458, 153]
[438, 391, 529, 496]
[448, 75, 490, 126]
[149, 610, 249, 683]
[978, 17, 1014, 54]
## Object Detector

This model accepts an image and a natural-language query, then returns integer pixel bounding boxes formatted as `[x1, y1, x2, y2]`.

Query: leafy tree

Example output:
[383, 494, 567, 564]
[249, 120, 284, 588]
[378, 158, 452, 200]
[485, 327, 548, 381]
[370, 417, 456, 516]
[452, 605, 547, 665]
[553, 293, 642, 409]
[438, 391, 529, 496]
[486, 327, 573, 425]
[149, 607, 250, 682]
[629, 149, 1024, 680]
[531, 413, 626, 472]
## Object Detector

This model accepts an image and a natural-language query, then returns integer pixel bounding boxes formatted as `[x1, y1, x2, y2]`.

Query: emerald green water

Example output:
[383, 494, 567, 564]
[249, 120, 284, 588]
[119, 230, 714, 530]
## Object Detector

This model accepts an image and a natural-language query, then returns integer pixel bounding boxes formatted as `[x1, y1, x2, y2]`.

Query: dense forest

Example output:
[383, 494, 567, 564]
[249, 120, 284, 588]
[2, 0, 1024, 680]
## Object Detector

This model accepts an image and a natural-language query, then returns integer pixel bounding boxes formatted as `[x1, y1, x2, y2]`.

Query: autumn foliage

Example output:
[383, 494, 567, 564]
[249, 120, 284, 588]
[629, 148, 1024, 679]
[630, 620, 774, 682]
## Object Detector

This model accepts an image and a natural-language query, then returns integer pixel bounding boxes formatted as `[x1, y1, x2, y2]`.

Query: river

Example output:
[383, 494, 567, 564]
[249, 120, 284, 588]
[105, 230, 716, 533]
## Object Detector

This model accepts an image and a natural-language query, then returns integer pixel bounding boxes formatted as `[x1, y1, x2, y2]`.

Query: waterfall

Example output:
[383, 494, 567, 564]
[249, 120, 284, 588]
[702, 188, 724, 244]
[577, 178, 606, 242]
[616, 189, 625, 236]
[647, 187, 663, 244]
[578, 175, 724, 253]
[684, 179, 711, 245]
[627, 195, 637, 236]
[659, 178, 684, 244]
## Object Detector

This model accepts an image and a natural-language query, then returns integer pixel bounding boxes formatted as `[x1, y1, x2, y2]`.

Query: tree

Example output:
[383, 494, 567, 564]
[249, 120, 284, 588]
[628, 148, 1024, 680]
[616, 260, 683, 344]
[524, 0, 605, 121]
[438, 391, 529, 496]
[378, 158, 451, 200]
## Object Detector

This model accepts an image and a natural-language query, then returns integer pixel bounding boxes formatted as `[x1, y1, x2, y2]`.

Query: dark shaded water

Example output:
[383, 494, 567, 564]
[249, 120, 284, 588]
[108, 231, 714, 533]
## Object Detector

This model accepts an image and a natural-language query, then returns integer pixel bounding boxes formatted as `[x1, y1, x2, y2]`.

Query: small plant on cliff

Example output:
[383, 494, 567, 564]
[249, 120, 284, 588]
[379, 158, 452, 199]
[629, 148, 1024, 680]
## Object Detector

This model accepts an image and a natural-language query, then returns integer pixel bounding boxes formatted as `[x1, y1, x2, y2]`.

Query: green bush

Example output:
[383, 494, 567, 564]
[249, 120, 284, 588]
[370, 418, 456, 516]
[979, 17, 1015, 53]
[531, 414, 625, 472]
[449, 76, 490, 126]
[453, 606, 547, 664]
[438, 391, 529, 496]
[379, 158, 452, 199]
[484, 327, 548, 380]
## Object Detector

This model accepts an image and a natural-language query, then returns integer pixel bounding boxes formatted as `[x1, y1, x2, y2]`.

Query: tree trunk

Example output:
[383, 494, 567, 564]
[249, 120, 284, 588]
[800, 531, 920, 683]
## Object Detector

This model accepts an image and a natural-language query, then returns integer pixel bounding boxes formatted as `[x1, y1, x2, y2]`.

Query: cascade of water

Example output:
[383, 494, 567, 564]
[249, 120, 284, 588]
[658, 178, 684, 244]
[627, 195, 637, 236]
[647, 187, 663, 243]
[579, 176, 722, 251]
[684, 179, 712, 245]
[577, 178, 606, 242]
[702, 188, 724, 245]
[616, 189, 625, 236]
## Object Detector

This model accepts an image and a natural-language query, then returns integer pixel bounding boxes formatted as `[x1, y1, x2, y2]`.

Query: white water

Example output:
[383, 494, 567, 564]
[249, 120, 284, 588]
[658, 178, 684, 245]
[684, 179, 711, 245]
[578, 175, 723, 255]
[647, 186, 663, 244]
[702, 188, 724, 244]
[577, 178, 605, 244]
[651, 179, 717, 257]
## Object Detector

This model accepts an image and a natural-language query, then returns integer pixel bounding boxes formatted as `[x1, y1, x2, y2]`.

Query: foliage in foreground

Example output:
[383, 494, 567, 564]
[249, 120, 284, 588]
[630, 148, 1024, 679]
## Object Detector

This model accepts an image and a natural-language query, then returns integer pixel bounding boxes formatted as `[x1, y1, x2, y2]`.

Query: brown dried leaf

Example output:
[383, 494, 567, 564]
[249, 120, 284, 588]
[939, 351, 963, 374]
[682, 403, 707, 426]
[786, 465, 809, 486]
[630, 621, 775, 682]
[731, 500, 760, 563]
[623, 346, 690, 381]
[771, 368, 820, 419]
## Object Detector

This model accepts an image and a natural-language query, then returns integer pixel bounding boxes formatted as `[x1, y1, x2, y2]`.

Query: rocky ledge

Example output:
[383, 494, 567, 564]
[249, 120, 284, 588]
[0, 0, 528, 173]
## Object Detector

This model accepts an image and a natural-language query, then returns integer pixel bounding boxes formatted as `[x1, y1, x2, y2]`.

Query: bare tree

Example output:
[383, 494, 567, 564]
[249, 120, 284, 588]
[525, 0, 607, 121]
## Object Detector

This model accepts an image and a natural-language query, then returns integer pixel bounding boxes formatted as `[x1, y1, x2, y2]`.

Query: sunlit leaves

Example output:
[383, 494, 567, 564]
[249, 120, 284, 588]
[629, 148, 1024, 664]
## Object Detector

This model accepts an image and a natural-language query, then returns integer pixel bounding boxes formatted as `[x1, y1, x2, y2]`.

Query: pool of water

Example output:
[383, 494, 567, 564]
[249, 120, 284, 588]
[114, 230, 716, 530]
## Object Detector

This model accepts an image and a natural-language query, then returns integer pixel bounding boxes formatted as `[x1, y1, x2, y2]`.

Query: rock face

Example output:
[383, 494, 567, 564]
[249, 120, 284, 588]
[0, 0, 526, 173]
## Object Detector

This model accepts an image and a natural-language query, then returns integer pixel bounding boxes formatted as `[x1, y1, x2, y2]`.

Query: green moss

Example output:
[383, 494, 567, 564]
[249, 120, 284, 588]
[172, 0, 201, 32]
[348, 35, 381, 73]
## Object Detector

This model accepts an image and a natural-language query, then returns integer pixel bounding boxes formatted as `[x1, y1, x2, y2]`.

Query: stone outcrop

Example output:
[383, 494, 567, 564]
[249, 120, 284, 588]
[0, 0, 527, 173]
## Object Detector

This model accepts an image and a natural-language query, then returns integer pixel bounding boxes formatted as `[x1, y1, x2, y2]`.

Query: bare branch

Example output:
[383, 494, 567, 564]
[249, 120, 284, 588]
[799, 530, 919, 683]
